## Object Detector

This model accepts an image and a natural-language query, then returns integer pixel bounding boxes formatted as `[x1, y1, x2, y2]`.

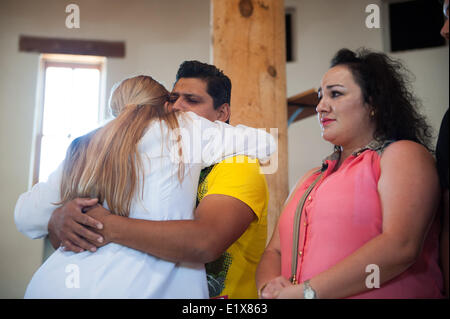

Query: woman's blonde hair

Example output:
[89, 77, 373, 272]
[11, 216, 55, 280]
[58, 75, 180, 217]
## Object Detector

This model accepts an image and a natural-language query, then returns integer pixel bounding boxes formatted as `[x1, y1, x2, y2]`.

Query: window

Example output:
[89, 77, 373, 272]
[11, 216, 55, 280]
[285, 8, 295, 62]
[33, 54, 106, 184]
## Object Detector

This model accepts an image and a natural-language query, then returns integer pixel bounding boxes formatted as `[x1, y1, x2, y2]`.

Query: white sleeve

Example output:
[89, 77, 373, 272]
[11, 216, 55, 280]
[174, 111, 277, 168]
[14, 163, 63, 239]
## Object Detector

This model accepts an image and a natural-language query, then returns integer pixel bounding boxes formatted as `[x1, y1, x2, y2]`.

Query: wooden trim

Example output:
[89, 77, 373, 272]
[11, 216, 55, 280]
[32, 59, 47, 186]
[287, 88, 318, 105]
[32, 133, 43, 186]
[19, 35, 125, 58]
[287, 105, 317, 123]
[286, 88, 319, 123]
[44, 61, 102, 70]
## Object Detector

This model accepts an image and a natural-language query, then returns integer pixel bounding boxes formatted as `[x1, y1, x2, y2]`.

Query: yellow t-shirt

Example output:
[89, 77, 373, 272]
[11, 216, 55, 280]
[197, 155, 269, 299]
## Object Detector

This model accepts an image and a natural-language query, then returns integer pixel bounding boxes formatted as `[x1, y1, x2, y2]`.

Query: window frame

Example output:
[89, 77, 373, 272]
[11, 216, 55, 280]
[31, 54, 106, 186]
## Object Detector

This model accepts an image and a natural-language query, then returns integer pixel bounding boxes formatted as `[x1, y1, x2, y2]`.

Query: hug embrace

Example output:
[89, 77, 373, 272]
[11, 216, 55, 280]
[15, 42, 449, 298]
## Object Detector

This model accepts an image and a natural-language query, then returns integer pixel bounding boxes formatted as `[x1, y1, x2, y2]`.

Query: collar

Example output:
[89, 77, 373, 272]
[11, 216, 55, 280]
[321, 139, 395, 169]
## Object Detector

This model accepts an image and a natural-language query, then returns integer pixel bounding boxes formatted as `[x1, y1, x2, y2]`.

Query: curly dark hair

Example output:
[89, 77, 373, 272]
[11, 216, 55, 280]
[330, 48, 433, 150]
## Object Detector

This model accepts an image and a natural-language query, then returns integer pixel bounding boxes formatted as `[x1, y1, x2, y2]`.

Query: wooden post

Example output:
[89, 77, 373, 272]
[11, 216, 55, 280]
[212, 0, 288, 240]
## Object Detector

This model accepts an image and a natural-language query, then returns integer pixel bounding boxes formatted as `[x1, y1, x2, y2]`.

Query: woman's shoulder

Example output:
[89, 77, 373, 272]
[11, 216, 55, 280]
[379, 140, 436, 175]
[303, 166, 322, 179]
[284, 166, 321, 207]
[381, 140, 433, 162]
[294, 166, 322, 189]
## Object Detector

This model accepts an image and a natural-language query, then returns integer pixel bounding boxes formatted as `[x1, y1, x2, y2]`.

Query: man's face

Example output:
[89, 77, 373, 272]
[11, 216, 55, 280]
[441, 0, 449, 40]
[168, 78, 227, 122]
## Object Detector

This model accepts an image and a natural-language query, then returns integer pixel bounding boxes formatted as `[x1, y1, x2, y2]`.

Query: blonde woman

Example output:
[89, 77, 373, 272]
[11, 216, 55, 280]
[17, 75, 275, 298]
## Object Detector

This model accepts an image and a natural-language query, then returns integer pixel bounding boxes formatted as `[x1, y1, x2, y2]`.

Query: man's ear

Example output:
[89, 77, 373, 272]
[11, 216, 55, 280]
[216, 103, 231, 123]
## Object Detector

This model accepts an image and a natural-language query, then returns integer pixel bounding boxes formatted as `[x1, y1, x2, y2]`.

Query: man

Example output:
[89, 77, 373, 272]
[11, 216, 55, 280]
[438, 0, 449, 298]
[16, 61, 270, 299]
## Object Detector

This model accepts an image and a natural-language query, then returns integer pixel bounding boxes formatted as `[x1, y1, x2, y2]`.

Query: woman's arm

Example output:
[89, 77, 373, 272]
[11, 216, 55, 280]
[177, 111, 276, 168]
[255, 218, 289, 298]
[276, 141, 440, 299]
[14, 163, 63, 239]
[256, 167, 321, 298]
[14, 159, 102, 251]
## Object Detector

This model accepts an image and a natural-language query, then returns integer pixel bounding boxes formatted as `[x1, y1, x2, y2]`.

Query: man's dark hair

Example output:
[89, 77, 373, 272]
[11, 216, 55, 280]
[330, 48, 433, 151]
[175, 60, 232, 109]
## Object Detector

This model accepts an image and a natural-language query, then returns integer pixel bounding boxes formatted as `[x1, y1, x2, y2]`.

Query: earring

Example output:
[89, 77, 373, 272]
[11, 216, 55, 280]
[370, 110, 375, 117]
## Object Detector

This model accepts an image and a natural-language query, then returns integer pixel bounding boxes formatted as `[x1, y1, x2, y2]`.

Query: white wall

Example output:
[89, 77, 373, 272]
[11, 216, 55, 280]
[391, 48, 449, 138]
[0, 0, 448, 298]
[285, 0, 449, 189]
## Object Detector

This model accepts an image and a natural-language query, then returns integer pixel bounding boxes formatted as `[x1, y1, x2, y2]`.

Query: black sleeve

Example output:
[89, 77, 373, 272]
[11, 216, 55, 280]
[436, 109, 449, 190]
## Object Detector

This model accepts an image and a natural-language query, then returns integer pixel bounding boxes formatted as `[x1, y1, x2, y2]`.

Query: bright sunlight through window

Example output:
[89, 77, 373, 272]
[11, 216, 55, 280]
[36, 55, 105, 183]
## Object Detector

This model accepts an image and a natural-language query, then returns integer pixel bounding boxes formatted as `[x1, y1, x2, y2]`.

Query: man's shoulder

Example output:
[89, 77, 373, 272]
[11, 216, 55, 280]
[203, 155, 268, 209]
[208, 155, 266, 186]
[214, 155, 262, 173]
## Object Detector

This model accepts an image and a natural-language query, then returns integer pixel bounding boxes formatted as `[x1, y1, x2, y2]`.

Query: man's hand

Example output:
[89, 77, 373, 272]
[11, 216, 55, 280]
[84, 205, 114, 248]
[48, 198, 104, 253]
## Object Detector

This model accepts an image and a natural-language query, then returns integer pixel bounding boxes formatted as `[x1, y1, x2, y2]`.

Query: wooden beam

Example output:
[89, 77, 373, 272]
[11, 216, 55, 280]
[212, 0, 288, 240]
[19, 35, 125, 58]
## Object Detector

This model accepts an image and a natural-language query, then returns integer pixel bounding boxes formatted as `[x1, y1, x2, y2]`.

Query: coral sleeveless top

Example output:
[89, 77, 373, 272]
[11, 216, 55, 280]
[279, 140, 444, 298]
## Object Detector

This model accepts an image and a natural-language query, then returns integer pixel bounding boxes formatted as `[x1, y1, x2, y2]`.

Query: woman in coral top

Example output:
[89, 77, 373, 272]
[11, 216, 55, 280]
[256, 48, 444, 299]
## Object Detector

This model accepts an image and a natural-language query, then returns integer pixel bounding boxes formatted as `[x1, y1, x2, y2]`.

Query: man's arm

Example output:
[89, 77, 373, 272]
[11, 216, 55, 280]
[86, 194, 255, 263]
